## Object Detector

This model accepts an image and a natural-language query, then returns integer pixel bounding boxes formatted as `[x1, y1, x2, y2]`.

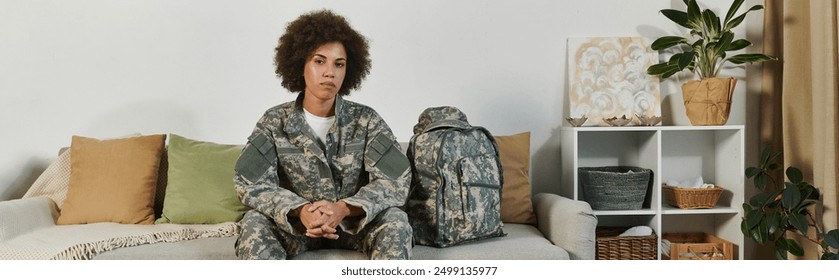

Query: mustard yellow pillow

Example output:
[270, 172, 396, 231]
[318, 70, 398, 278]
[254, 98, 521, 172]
[57, 134, 166, 225]
[495, 132, 537, 225]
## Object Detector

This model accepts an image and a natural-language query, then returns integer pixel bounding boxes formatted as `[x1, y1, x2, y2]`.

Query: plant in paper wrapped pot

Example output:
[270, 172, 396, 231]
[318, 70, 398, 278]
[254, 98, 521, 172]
[742, 146, 839, 260]
[646, 0, 777, 125]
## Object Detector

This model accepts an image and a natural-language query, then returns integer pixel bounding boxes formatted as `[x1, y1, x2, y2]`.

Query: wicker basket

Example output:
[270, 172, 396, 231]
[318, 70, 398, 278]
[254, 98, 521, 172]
[595, 227, 658, 260]
[579, 166, 652, 210]
[662, 184, 723, 209]
[662, 232, 734, 260]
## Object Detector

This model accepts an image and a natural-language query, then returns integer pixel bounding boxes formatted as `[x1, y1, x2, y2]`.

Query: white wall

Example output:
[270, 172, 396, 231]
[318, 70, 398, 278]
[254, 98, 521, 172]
[0, 0, 760, 201]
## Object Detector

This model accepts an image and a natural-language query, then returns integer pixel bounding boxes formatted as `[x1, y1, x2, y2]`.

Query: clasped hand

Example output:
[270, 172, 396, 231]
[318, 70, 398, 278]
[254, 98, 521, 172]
[298, 200, 350, 240]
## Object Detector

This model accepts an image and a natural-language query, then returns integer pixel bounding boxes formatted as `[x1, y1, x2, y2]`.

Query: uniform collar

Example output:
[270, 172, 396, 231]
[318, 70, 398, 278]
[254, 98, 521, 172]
[288, 93, 344, 162]
[294, 93, 344, 120]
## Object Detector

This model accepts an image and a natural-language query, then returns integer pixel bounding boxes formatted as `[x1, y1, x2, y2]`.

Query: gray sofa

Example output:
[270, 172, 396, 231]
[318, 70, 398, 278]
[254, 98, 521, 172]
[0, 144, 597, 260]
[97, 193, 595, 260]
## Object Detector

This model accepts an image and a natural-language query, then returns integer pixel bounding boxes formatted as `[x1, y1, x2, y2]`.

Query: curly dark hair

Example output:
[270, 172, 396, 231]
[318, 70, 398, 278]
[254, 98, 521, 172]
[274, 9, 371, 96]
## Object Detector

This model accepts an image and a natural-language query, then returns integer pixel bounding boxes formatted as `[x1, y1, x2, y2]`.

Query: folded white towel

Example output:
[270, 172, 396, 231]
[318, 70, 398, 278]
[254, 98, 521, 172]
[665, 176, 715, 188]
[618, 225, 653, 237]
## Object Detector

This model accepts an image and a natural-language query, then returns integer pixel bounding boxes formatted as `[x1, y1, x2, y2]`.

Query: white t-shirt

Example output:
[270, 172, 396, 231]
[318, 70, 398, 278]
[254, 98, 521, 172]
[303, 108, 336, 143]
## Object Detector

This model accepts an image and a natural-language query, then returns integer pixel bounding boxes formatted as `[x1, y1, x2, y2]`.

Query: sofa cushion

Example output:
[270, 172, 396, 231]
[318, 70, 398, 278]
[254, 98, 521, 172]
[92, 236, 239, 260]
[90, 223, 568, 260]
[495, 132, 537, 225]
[156, 134, 249, 224]
[412, 223, 568, 260]
[57, 134, 166, 225]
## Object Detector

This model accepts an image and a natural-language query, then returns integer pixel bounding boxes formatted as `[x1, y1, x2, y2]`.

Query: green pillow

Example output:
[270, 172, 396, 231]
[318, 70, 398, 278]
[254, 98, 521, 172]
[156, 134, 248, 224]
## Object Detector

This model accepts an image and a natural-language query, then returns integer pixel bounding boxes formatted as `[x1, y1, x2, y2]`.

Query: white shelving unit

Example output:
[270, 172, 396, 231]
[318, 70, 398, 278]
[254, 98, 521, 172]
[560, 125, 744, 260]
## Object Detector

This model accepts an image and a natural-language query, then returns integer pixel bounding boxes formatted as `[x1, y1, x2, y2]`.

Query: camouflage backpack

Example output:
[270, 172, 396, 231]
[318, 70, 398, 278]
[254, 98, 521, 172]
[406, 106, 506, 248]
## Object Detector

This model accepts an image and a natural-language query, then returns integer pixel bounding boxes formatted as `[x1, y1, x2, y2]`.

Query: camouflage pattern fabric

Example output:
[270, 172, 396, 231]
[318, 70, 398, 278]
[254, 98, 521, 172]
[406, 106, 506, 248]
[233, 94, 412, 259]
[236, 208, 411, 260]
[412, 106, 469, 134]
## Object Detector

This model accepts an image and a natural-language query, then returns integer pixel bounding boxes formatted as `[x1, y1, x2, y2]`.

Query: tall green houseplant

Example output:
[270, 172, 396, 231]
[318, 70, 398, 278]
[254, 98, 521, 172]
[743, 147, 839, 259]
[646, 0, 777, 126]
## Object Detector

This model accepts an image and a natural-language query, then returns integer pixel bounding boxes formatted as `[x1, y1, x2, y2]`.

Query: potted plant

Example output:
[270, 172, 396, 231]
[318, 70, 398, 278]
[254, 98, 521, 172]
[743, 146, 839, 259]
[646, 0, 777, 125]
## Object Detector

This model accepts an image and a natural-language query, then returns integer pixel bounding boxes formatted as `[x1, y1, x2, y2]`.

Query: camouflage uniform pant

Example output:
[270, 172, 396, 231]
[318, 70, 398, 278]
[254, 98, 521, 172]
[236, 207, 412, 260]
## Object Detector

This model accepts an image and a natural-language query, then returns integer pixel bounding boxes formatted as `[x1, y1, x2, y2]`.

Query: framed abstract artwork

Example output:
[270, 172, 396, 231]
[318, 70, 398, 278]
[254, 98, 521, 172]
[567, 37, 661, 126]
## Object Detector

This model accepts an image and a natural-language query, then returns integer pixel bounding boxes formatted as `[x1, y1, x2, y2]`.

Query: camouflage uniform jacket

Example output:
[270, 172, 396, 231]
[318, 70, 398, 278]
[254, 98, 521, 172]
[234, 94, 411, 236]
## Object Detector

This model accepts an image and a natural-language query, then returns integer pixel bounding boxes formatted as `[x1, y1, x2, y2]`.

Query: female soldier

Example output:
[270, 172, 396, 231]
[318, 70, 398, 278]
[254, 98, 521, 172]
[233, 9, 412, 260]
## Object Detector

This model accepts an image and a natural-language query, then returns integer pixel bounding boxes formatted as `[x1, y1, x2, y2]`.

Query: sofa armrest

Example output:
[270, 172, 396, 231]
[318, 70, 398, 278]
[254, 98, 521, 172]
[532, 193, 597, 260]
[0, 197, 59, 242]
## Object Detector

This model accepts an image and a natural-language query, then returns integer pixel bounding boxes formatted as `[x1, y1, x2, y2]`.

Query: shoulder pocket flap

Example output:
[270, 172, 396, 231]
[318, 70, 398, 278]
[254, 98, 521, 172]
[248, 133, 275, 155]
[366, 133, 393, 162]
[366, 133, 409, 179]
[235, 144, 273, 184]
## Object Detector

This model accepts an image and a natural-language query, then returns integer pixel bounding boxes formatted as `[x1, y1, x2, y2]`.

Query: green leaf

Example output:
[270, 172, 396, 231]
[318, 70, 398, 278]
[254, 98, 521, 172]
[824, 229, 839, 249]
[779, 214, 789, 229]
[782, 183, 802, 209]
[799, 200, 817, 209]
[754, 172, 767, 191]
[742, 203, 753, 212]
[754, 221, 769, 245]
[774, 238, 788, 260]
[661, 68, 683, 79]
[746, 209, 763, 229]
[701, 9, 721, 38]
[656, 54, 691, 78]
[741, 219, 750, 236]
[651, 36, 689, 50]
[729, 53, 778, 64]
[727, 39, 751, 51]
[647, 61, 682, 78]
[678, 51, 695, 70]
[801, 185, 814, 203]
[768, 150, 782, 163]
[789, 213, 809, 236]
[724, 0, 745, 25]
[714, 32, 734, 56]
[661, 9, 692, 29]
[724, 5, 764, 31]
[724, 14, 746, 32]
[686, 0, 702, 31]
[765, 213, 780, 234]
[745, 167, 761, 178]
[775, 237, 788, 250]
[786, 167, 803, 183]
[821, 252, 837, 260]
[805, 184, 820, 199]
[759, 146, 772, 165]
[749, 192, 769, 208]
[768, 163, 782, 171]
[786, 238, 804, 256]
[774, 247, 789, 260]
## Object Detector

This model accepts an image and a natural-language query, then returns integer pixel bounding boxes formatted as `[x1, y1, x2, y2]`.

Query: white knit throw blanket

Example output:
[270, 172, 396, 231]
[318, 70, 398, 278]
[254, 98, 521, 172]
[3, 148, 240, 260]
[0, 222, 238, 260]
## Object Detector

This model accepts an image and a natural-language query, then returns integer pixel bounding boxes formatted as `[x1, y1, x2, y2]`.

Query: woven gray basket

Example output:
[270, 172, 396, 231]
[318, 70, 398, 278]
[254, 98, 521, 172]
[579, 166, 652, 210]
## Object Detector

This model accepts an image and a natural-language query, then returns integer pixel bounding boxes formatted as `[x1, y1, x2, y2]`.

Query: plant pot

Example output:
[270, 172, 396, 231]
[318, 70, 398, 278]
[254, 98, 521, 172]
[681, 77, 736, 126]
